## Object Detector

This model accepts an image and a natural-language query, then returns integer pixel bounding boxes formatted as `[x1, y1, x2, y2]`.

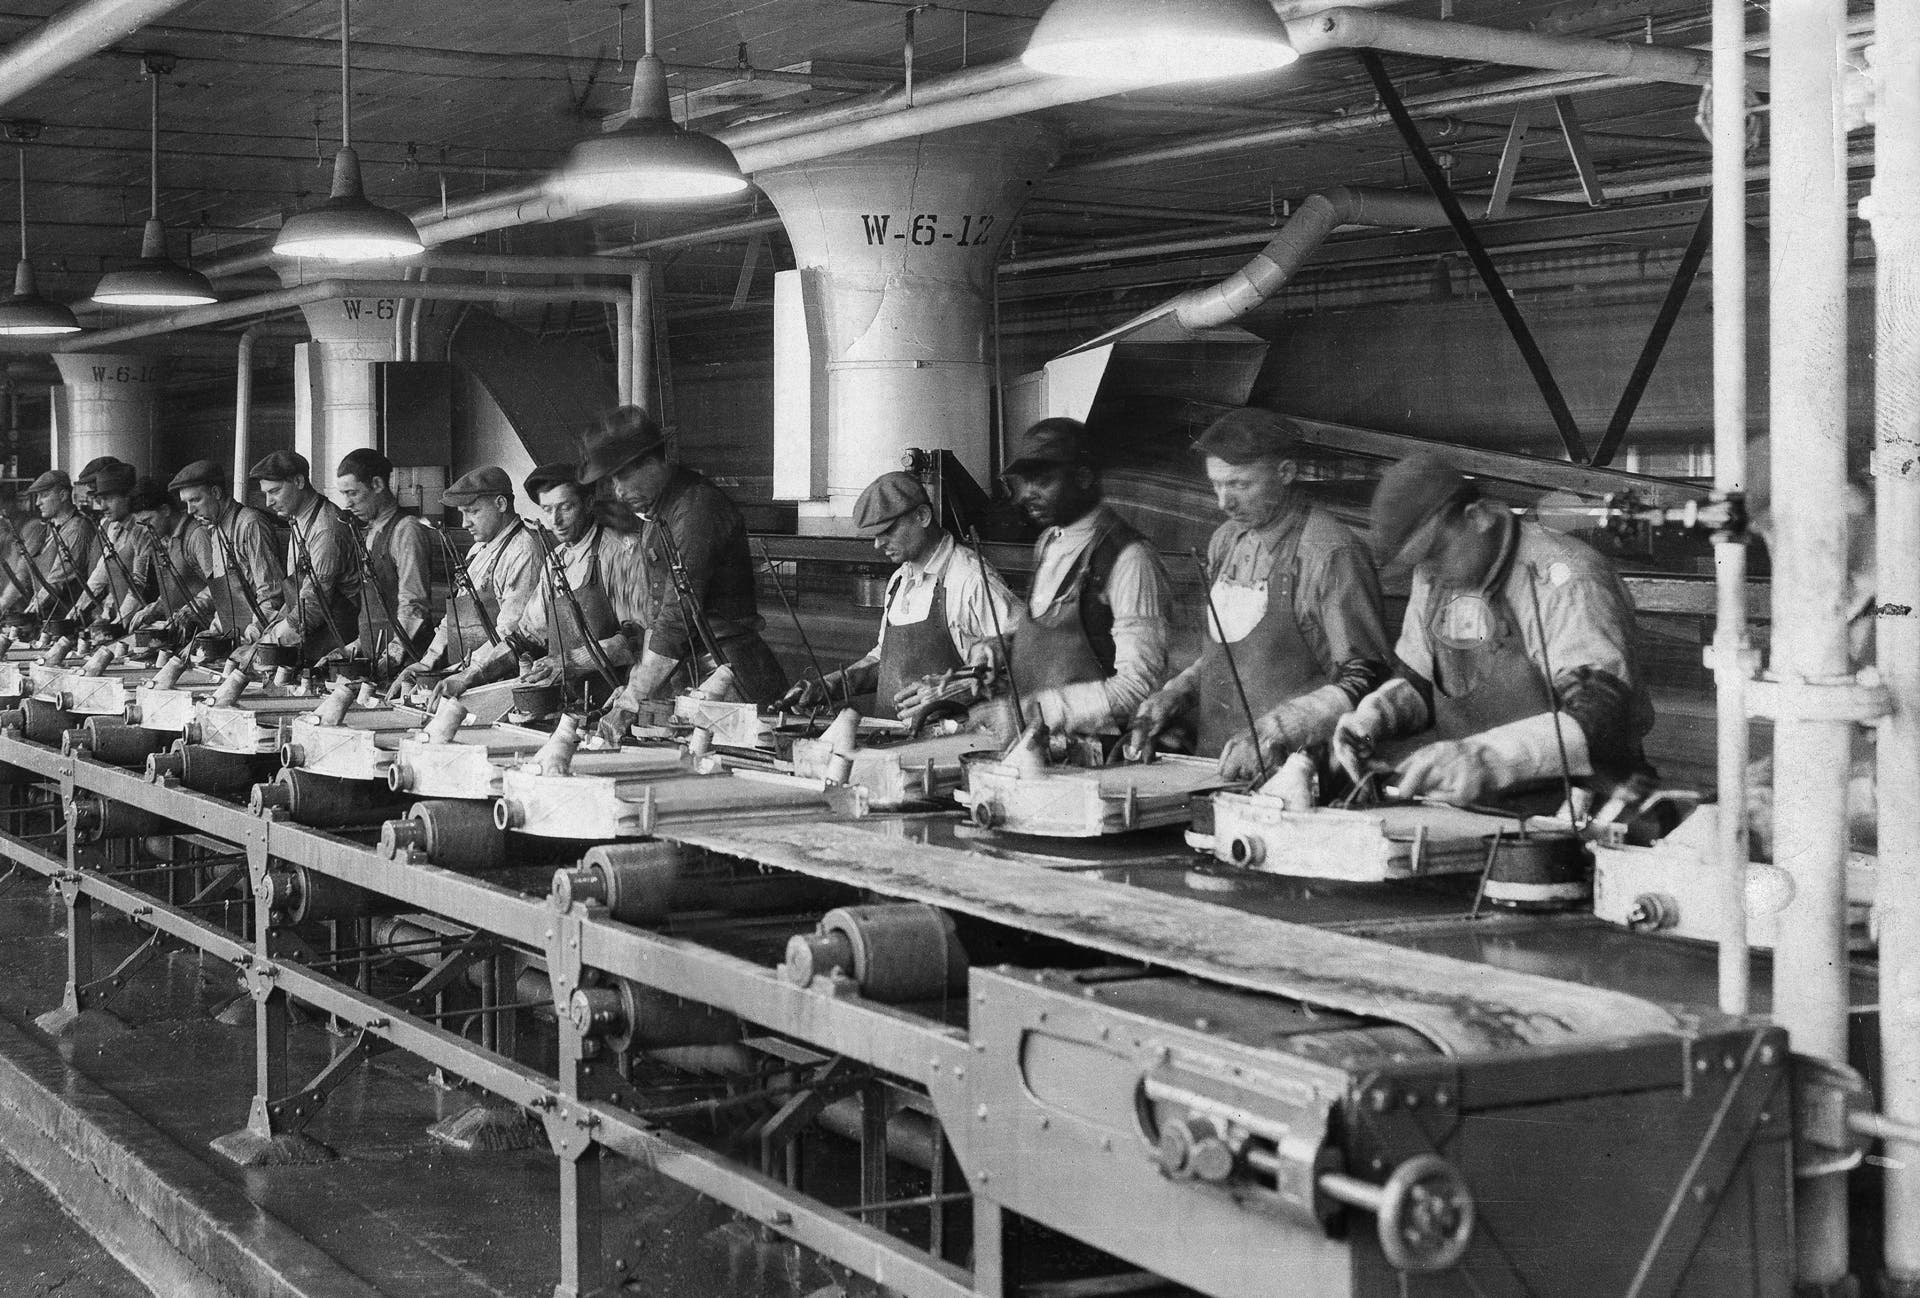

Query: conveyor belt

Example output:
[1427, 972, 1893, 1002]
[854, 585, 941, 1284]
[657, 817, 1689, 1056]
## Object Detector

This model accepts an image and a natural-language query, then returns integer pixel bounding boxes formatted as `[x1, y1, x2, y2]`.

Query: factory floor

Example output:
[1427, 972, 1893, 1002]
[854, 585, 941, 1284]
[0, 879, 824, 1298]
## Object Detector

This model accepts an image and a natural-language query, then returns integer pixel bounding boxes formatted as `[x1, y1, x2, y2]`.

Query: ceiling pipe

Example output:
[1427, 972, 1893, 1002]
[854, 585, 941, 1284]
[1284, 8, 1718, 86]
[231, 320, 267, 506]
[34, 278, 639, 354]
[0, 0, 198, 111]
[1064, 185, 1574, 338]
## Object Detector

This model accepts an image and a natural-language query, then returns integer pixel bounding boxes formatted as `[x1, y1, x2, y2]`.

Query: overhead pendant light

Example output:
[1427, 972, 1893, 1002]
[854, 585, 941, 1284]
[548, 0, 749, 208]
[92, 58, 217, 308]
[0, 140, 81, 338]
[1021, 0, 1299, 82]
[273, 0, 423, 261]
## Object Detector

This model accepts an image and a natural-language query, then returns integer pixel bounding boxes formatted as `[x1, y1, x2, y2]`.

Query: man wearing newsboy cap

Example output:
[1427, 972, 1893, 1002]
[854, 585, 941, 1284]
[778, 470, 1016, 719]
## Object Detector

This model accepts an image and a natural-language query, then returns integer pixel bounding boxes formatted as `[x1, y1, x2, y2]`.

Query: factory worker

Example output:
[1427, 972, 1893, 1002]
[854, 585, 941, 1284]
[249, 450, 361, 664]
[392, 465, 542, 692]
[0, 486, 45, 616]
[125, 478, 212, 632]
[587, 406, 789, 745]
[333, 448, 433, 678]
[73, 459, 151, 630]
[168, 459, 285, 639]
[1331, 452, 1653, 807]
[441, 463, 647, 708]
[72, 456, 125, 513]
[778, 470, 1017, 719]
[1133, 409, 1392, 779]
[1004, 417, 1172, 738]
[0, 469, 103, 619]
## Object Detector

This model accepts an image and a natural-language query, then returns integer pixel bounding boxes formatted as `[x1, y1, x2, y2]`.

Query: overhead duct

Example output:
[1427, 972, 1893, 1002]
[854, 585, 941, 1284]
[1018, 185, 1568, 426]
[0, 0, 199, 113]
[49, 351, 164, 475]
[755, 120, 1057, 525]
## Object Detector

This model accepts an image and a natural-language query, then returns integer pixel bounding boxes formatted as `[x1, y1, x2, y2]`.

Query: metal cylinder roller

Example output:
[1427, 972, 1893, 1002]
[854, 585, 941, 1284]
[66, 794, 164, 842]
[551, 841, 692, 923]
[10, 697, 78, 746]
[263, 865, 394, 924]
[67, 718, 171, 768]
[567, 978, 742, 1053]
[149, 743, 278, 797]
[781, 903, 969, 1003]
[250, 767, 412, 828]
[1222, 833, 1266, 868]
[382, 800, 509, 870]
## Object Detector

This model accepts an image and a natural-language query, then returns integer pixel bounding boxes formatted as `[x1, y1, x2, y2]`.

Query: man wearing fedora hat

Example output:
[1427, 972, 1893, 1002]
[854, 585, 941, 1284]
[248, 450, 361, 664]
[1131, 409, 1391, 780]
[1002, 417, 1172, 739]
[74, 458, 152, 630]
[779, 469, 1016, 719]
[582, 406, 787, 744]
[168, 459, 285, 639]
[0, 469, 103, 621]
[393, 464, 543, 693]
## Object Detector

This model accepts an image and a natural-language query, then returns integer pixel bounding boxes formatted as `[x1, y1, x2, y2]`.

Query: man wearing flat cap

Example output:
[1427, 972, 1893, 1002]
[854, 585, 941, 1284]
[74, 458, 152, 630]
[0, 469, 103, 620]
[779, 470, 1016, 719]
[168, 459, 284, 639]
[73, 456, 125, 513]
[1331, 452, 1653, 807]
[444, 462, 649, 707]
[393, 465, 542, 694]
[125, 477, 212, 633]
[1133, 409, 1391, 779]
[334, 448, 434, 677]
[248, 449, 360, 663]
[586, 406, 787, 745]
[1003, 417, 1172, 738]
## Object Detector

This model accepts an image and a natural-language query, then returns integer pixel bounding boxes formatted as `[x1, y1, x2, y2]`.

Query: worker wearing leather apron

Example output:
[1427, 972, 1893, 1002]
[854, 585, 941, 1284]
[1332, 452, 1654, 808]
[250, 450, 362, 666]
[778, 470, 1016, 720]
[392, 465, 542, 694]
[125, 478, 212, 633]
[1005, 418, 1172, 739]
[1133, 409, 1391, 780]
[168, 459, 285, 641]
[444, 463, 647, 709]
[333, 448, 434, 681]
[586, 406, 789, 747]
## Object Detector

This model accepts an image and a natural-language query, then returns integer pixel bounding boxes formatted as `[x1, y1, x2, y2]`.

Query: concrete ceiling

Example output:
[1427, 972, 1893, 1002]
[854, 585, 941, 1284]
[0, 0, 1847, 342]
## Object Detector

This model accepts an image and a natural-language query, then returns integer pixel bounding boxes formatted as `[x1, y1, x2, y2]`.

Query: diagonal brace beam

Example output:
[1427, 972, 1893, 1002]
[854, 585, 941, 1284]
[1591, 200, 1714, 467]
[1359, 51, 1588, 463]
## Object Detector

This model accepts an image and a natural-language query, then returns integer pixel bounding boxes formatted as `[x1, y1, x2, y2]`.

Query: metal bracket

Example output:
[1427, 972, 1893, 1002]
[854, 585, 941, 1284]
[264, 1027, 390, 1134]
[1552, 95, 1606, 207]
[1486, 108, 1532, 219]
[1745, 673, 1890, 724]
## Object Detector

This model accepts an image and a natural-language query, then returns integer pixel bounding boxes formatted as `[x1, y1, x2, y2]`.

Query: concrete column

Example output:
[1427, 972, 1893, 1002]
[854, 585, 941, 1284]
[278, 265, 401, 479]
[48, 352, 165, 476]
[755, 120, 1057, 528]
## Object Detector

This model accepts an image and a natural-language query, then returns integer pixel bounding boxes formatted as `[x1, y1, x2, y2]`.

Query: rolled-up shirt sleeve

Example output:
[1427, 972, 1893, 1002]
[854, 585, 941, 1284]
[1050, 539, 1171, 733]
[1298, 535, 1393, 705]
[491, 531, 542, 645]
[944, 546, 1018, 672]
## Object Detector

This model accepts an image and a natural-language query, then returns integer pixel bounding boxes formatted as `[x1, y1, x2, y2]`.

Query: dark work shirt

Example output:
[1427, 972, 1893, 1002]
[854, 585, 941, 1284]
[640, 468, 763, 661]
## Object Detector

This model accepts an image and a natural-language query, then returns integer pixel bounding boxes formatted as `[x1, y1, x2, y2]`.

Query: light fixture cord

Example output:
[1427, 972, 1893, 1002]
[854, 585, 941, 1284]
[15, 147, 25, 261]
[339, 0, 351, 149]
[643, 0, 655, 57]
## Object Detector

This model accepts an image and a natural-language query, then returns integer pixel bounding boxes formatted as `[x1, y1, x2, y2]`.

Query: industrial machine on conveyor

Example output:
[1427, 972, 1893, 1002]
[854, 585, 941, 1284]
[0, 621, 1892, 1298]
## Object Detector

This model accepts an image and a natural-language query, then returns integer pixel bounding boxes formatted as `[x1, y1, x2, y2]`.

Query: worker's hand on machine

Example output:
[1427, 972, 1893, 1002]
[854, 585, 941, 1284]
[593, 704, 637, 749]
[519, 655, 562, 689]
[431, 668, 475, 704]
[1392, 739, 1499, 806]
[261, 619, 302, 648]
[778, 674, 833, 711]
[1217, 727, 1286, 783]
[1330, 712, 1380, 788]
[388, 660, 426, 702]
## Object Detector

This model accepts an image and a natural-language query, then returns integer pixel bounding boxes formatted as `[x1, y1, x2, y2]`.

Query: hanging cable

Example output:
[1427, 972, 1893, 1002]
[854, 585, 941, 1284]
[1190, 548, 1270, 786]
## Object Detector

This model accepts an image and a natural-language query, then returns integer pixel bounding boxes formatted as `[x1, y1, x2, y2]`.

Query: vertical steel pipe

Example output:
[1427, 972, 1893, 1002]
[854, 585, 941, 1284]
[1710, 0, 1750, 1019]
[630, 270, 652, 415]
[232, 322, 267, 504]
[1768, 0, 1856, 1286]
[1875, 0, 1920, 1284]
[615, 297, 635, 408]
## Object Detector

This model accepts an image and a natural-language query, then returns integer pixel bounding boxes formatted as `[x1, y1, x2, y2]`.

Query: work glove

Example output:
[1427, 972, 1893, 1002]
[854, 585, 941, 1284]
[519, 655, 562, 689]
[1218, 728, 1283, 783]
[594, 705, 637, 749]
[1392, 739, 1500, 806]
[1131, 686, 1190, 743]
[1330, 678, 1429, 786]
[434, 669, 475, 702]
